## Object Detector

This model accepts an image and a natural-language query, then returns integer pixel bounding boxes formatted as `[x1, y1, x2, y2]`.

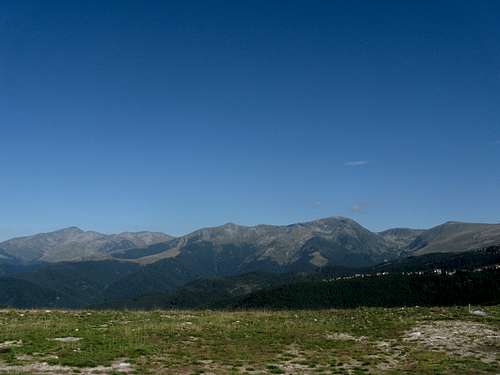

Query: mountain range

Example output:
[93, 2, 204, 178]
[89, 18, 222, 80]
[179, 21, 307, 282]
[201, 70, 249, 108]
[0, 216, 499, 308]
[3, 217, 500, 267]
[0, 227, 172, 263]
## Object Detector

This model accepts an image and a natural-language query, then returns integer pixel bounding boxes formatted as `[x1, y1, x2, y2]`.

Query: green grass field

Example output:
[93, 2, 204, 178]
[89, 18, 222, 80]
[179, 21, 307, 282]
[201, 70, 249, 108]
[0, 306, 499, 374]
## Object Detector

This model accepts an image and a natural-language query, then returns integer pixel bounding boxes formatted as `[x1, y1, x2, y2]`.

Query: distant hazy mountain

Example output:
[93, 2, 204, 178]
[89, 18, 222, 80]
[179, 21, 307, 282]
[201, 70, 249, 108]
[406, 221, 500, 255]
[0, 227, 173, 263]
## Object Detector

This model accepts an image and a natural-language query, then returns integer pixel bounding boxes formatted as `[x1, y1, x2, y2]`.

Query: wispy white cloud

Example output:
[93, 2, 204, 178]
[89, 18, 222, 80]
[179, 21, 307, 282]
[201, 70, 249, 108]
[351, 202, 368, 214]
[344, 160, 368, 167]
[351, 204, 362, 213]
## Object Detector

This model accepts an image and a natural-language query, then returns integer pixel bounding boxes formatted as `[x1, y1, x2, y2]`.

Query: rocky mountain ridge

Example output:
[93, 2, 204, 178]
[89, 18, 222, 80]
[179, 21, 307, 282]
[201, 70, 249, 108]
[2, 218, 500, 270]
[0, 227, 173, 263]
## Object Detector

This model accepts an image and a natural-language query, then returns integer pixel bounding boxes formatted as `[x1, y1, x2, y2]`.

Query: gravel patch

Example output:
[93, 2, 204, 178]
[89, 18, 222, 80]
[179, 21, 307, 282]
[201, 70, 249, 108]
[403, 320, 500, 364]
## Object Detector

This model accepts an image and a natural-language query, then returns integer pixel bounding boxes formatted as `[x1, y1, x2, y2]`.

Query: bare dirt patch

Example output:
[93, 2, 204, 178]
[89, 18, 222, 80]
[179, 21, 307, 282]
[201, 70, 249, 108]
[403, 320, 500, 364]
[51, 336, 81, 343]
[0, 359, 133, 374]
[0, 340, 22, 352]
[325, 332, 367, 342]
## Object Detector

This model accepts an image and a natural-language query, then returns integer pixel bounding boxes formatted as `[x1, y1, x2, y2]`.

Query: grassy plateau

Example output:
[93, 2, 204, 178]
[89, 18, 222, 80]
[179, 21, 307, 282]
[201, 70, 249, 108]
[0, 306, 499, 374]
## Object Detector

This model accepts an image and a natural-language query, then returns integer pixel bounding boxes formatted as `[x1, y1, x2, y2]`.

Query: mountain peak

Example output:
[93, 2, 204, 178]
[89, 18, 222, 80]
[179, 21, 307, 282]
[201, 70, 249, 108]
[56, 226, 85, 234]
[222, 222, 242, 229]
[323, 216, 355, 223]
[310, 216, 361, 229]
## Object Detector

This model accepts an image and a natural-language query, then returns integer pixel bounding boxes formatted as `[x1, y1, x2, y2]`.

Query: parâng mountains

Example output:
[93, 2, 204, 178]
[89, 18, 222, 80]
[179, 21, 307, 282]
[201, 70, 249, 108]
[1, 216, 499, 308]
[3, 216, 500, 267]
[0, 227, 172, 263]
[112, 216, 394, 270]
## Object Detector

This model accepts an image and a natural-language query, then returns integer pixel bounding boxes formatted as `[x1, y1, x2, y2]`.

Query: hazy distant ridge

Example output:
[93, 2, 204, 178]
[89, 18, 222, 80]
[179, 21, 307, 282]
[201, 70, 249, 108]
[2, 218, 500, 269]
[0, 227, 173, 263]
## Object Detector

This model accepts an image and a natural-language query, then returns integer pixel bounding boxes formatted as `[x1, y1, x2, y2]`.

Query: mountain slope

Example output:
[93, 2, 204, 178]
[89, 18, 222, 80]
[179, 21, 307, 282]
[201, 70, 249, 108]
[101, 272, 305, 310]
[0, 227, 173, 263]
[115, 216, 398, 269]
[229, 270, 500, 309]
[101, 246, 500, 310]
[0, 260, 141, 308]
[0, 278, 79, 308]
[12, 260, 141, 306]
[378, 228, 425, 249]
[2, 217, 500, 309]
[105, 218, 500, 303]
[407, 222, 500, 255]
[100, 217, 399, 301]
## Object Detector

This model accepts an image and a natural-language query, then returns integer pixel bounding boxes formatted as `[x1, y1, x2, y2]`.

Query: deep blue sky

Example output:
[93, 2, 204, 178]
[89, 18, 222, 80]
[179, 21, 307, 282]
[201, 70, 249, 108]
[1, 1, 499, 239]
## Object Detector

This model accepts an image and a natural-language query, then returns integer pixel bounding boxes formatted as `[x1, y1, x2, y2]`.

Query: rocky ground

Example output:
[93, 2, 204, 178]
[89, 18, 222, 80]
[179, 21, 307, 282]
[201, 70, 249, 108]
[0, 306, 498, 374]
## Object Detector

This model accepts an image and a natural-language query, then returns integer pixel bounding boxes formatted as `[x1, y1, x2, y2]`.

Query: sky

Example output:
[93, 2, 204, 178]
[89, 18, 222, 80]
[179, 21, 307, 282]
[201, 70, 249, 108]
[1, 0, 499, 240]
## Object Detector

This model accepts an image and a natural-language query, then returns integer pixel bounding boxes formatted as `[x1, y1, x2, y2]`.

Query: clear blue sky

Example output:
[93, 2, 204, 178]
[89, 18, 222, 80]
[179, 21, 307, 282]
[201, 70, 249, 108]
[1, 0, 499, 240]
